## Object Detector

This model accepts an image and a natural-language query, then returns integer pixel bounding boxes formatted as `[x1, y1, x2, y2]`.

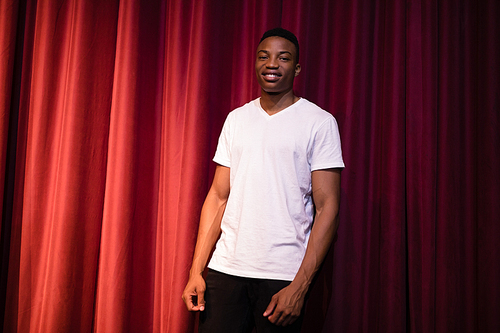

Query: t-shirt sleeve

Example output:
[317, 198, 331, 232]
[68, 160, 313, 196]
[213, 113, 232, 167]
[310, 115, 345, 171]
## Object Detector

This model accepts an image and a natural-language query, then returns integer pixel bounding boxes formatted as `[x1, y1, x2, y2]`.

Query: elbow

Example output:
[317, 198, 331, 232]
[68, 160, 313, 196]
[315, 204, 340, 233]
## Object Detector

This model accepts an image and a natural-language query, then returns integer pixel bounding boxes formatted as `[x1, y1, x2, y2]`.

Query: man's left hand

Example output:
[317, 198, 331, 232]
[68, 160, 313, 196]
[263, 283, 306, 326]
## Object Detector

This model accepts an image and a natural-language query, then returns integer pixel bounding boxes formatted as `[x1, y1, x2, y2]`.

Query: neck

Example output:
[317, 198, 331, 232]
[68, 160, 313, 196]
[259, 89, 299, 115]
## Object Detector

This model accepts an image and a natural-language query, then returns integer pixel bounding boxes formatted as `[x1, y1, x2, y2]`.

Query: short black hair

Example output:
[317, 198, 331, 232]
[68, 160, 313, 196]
[259, 28, 299, 62]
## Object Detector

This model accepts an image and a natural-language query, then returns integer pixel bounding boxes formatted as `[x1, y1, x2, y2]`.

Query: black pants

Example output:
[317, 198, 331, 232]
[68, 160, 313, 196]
[199, 269, 304, 333]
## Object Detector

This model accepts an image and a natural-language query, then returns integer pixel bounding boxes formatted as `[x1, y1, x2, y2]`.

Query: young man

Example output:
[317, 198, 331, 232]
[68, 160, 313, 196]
[182, 28, 344, 332]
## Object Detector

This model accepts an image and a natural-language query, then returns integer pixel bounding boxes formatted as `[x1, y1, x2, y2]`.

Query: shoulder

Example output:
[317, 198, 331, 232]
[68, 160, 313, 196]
[222, 98, 261, 127]
[294, 98, 336, 126]
[299, 98, 332, 115]
[229, 98, 260, 115]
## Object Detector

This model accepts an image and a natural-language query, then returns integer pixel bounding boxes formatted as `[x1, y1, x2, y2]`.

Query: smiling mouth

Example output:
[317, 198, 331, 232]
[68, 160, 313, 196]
[263, 73, 281, 79]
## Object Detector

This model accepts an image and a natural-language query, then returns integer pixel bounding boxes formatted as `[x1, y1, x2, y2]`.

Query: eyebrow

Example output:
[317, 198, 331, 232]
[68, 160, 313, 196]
[257, 50, 293, 56]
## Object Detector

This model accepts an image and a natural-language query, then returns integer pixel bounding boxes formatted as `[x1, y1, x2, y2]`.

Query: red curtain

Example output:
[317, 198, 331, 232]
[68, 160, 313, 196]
[1, 0, 498, 332]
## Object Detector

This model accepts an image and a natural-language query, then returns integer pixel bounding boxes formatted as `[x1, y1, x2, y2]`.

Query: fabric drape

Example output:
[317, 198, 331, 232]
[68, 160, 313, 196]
[1, 0, 498, 332]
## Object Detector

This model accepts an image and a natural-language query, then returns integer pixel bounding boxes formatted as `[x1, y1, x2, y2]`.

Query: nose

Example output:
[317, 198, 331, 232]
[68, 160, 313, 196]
[266, 56, 279, 68]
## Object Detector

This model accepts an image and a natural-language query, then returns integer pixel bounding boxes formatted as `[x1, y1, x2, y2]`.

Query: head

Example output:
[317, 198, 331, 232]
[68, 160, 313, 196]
[259, 28, 299, 63]
[255, 28, 301, 94]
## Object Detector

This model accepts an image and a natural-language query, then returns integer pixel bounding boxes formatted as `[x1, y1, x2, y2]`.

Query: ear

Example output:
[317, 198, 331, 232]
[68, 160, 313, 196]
[294, 63, 301, 77]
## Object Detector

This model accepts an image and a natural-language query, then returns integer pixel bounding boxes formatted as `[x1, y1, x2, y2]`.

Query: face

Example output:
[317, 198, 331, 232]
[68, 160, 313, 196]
[255, 36, 301, 94]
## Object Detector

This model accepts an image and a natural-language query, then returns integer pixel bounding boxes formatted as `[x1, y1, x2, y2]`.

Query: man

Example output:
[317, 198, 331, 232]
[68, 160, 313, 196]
[182, 28, 344, 332]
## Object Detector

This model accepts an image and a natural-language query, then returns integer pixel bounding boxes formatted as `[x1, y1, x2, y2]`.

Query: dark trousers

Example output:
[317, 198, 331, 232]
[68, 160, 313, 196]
[199, 269, 304, 333]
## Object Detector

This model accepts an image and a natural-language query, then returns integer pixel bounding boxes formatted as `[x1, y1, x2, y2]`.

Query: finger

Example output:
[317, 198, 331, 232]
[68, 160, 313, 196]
[277, 309, 288, 326]
[183, 294, 196, 311]
[281, 314, 297, 326]
[197, 289, 206, 311]
[263, 297, 277, 317]
[268, 310, 283, 325]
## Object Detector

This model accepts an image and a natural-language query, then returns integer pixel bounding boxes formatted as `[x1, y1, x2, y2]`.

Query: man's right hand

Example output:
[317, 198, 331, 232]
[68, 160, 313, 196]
[181, 274, 206, 311]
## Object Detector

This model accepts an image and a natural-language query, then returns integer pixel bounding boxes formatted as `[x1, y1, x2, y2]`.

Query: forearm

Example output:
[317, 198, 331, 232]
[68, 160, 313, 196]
[182, 166, 230, 311]
[290, 168, 341, 293]
[189, 192, 227, 276]
[290, 205, 339, 292]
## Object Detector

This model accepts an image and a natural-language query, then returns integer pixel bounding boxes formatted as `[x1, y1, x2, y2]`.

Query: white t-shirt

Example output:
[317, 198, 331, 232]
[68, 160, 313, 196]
[208, 97, 344, 281]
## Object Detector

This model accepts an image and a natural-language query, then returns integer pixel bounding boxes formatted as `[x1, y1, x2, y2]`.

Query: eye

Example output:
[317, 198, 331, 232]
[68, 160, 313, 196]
[279, 56, 290, 61]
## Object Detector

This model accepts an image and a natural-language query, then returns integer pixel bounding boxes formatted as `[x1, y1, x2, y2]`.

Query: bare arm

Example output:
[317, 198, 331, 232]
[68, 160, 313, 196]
[182, 165, 230, 311]
[264, 168, 341, 326]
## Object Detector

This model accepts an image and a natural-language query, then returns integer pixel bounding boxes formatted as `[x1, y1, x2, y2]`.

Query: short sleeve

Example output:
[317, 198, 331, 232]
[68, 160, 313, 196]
[213, 113, 232, 167]
[310, 115, 345, 171]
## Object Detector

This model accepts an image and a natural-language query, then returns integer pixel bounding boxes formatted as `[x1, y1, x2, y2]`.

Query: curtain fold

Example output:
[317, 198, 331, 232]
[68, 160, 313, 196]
[154, 1, 209, 331]
[433, 2, 478, 331]
[94, 0, 163, 331]
[0, 0, 19, 222]
[476, 3, 500, 333]
[405, 1, 439, 331]
[0, 0, 498, 332]
[0, 0, 21, 328]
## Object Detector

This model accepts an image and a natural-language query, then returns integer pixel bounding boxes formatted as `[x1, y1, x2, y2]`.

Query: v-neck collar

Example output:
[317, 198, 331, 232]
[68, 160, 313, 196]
[256, 97, 302, 118]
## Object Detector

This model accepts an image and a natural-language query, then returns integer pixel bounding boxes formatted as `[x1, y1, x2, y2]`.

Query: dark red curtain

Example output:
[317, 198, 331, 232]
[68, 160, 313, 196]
[1, 0, 498, 332]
